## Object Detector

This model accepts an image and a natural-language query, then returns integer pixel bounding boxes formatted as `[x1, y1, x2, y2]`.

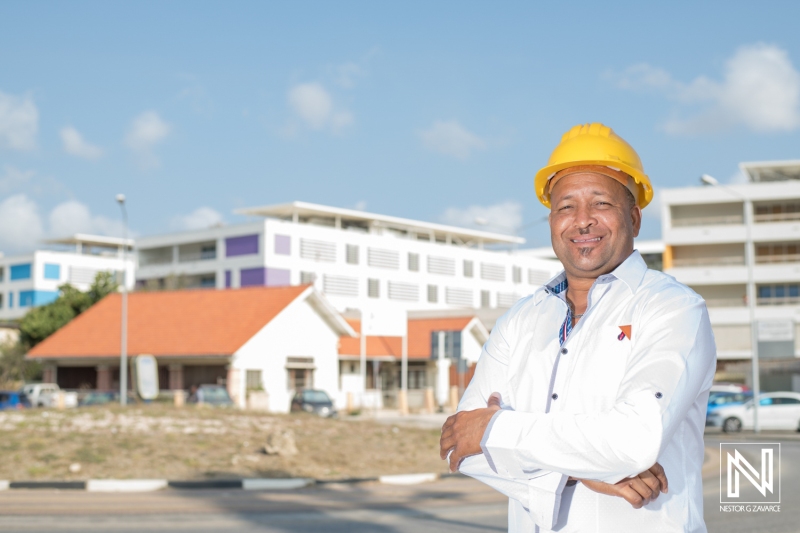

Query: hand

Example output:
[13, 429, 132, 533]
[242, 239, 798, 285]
[439, 392, 502, 472]
[578, 463, 668, 509]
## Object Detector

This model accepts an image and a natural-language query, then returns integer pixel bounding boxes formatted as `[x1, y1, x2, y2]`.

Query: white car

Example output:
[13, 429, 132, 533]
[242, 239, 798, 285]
[707, 392, 800, 432]
[20, 383, 78, 408]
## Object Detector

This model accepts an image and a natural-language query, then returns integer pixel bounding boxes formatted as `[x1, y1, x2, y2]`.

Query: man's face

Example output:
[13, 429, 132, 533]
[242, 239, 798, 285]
[548, 171, 642, 279]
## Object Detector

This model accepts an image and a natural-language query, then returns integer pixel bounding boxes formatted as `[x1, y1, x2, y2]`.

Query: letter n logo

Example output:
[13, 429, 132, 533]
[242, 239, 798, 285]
[720, 443, 781, 504]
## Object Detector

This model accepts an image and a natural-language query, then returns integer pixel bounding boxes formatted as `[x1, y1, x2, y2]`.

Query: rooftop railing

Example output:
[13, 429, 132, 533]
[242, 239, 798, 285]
[671, 215, 743, 227]
[671, 256, 745, 267]
[754, 212, 800, 223]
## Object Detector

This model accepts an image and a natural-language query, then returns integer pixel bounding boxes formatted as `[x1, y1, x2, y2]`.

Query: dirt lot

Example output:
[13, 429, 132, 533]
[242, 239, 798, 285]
[0, 406, 448, 481]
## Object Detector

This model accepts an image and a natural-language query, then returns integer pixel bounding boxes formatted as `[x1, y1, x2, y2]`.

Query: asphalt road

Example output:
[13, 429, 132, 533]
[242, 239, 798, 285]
[1, 433, 797, 533]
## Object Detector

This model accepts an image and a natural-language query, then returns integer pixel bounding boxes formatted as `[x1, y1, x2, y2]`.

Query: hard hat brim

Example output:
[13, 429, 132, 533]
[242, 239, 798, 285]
[535, 159, 653, 209]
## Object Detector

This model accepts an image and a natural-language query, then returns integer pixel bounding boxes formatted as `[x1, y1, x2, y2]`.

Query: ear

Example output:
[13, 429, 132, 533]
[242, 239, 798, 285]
[630, 205, 642, 238]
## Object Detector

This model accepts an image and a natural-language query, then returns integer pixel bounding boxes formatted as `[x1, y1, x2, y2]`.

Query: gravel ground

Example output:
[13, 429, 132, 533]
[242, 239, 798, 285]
[0, 405, 447, 481]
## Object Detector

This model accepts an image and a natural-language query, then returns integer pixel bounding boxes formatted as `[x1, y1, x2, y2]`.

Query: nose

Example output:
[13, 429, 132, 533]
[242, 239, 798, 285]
[573, 203, 597, 232]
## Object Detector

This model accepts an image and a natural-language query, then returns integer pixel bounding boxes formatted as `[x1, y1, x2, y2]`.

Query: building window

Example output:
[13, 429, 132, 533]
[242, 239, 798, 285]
[323, 275, 359, 296]
[758, 284, 800, 305]
[512, 266, 522, 284]
[445, 287, 473, 307]
[225, 234, 260, 257]
[199, 275, 216, 288]
[19, 290, 59, 308]
[300, 239, 337, 262]
[200, 244, 217, 260]
[408, 253, 420, 272]
[246, 370, 263, 390]
[8, 292, 12, 308]
[10, 263, 31, 281]
[346, 244, 359, 265]
[481, 263, 506, 281]
[240, 267, 266, 287]
[44, 263, 61, 280]
[463, 260, 474, 278]
[368, 248, 400, 269]
[388, 281, 418, 301]
[300, 271, 317, 284]
[528, 269, 549, 285]
[286, 357, 315, 390]
[225, 270, 232, 288]
[275, 234, 291, 255]
[431, 331, 462, 359]
[0, 293, 3, 308]
[0, 267, 4, 282]
[481, 290, 491, 308]
[427, 256, 455, 276]
[427, 284, 438, 303]
[368, 278, 380, 298]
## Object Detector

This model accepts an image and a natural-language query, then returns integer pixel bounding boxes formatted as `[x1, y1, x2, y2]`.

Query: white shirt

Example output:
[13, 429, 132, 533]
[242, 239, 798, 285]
[457, 251, 716, 533]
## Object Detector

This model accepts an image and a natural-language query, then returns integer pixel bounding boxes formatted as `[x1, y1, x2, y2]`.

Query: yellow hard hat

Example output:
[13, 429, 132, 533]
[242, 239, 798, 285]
[534, 123, 653, 209]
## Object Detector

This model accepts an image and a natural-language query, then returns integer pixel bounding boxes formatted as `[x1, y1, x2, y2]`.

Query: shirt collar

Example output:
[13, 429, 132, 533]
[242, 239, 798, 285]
[535, 250, 648, 304]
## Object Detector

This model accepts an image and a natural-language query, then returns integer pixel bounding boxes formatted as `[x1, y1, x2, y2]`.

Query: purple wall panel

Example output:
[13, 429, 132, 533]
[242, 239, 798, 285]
[240, 267, 265, 287]
[265, 268, 291, 287]
[274, 234, 291, 255]
[226, 234, 259, 257]
[225, 270, 232, 288]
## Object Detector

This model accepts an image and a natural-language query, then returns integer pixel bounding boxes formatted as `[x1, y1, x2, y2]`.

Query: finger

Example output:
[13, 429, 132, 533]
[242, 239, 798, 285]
[439, 434, 454, 459]
[487, 392, 502, 409]
[618, 485, 645, 509]
[449, 449, 461, 473]
[626, 477, 654, 503]
[636, 469, 661, 498]
[649, 463, 668, 494]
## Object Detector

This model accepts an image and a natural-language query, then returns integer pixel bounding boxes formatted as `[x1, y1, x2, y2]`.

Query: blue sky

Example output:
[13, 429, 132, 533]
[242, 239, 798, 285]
[2, 1, 800, 253]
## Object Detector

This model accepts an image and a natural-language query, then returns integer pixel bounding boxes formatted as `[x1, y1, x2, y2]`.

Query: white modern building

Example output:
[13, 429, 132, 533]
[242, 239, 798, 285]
[0, 234, 135, 321]
[662, 160, 800, 392]
[134, 202, 563, 314]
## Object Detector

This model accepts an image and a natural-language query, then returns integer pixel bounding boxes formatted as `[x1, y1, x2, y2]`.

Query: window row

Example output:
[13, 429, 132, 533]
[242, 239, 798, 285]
[0, 290, 59, 309]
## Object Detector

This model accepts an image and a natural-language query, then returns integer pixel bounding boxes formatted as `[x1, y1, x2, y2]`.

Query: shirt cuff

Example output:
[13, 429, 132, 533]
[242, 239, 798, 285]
[482, 410, 543, 479]
[527, 472, 568, 530]
[480, 409, 504, 473]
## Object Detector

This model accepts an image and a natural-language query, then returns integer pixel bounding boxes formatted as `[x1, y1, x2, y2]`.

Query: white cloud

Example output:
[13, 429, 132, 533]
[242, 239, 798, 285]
[334, 62, 364, 89]
[614, 43, 800, 134]
[60, 126, 103, 160]
[287, 82, 353, 133]
[170, 207, 224, 231]
[0, 194, 44, 251]
[0, 91, 38, 151]
[48, 200, 126, 238]
[124, 111, 171, 167]
[0, 165, 34, 193]
[419, 120, 486, 160]
[440, 201, 523, 234]
[354, 200, 367, 211]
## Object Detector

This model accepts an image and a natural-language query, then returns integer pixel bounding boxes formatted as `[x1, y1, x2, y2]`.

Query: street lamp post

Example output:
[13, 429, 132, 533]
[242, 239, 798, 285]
[700, 175, 761, 432]
[116, 194, 129, 406]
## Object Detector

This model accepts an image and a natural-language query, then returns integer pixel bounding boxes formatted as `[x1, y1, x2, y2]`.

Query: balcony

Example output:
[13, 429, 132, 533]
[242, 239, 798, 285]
[704, 297, 746, 308]
[672, 256, 744, 267]
[671, 214, 744, 227]
[757, 297, 800, 306]
[755, 253, 800, 264]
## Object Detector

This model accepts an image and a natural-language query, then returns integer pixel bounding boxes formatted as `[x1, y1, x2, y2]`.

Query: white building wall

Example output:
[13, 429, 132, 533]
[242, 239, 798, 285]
[0, 250, 134, 321]
[662, 178, 800, 362]
[233, 296, 342, 413]
[135, 216, 562, 315]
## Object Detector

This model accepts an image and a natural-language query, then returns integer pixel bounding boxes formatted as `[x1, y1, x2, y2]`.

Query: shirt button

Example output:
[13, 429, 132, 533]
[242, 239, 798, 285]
[655, 392, 663, 399]
[560, 348, 568, 355]
[551, 393, 558, 400]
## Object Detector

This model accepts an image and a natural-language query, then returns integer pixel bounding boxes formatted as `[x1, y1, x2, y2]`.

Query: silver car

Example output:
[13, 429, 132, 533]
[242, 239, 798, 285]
[707, 392, 800, 432]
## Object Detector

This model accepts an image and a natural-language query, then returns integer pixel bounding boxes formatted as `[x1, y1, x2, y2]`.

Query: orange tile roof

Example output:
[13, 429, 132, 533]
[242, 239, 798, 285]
[339, 316, 474, 360]
[28, 285, 310, 359]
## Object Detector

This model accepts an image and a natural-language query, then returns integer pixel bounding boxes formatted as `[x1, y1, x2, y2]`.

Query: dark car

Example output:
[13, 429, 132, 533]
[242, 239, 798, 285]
[188, 385, 233, 406]
[291, 389, 337, 417]
[0, 391, 31, 410]
[79, 391, 137, 406]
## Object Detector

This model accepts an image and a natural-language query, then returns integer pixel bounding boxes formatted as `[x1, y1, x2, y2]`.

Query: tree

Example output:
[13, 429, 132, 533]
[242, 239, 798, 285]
[18, 272, 119, 348]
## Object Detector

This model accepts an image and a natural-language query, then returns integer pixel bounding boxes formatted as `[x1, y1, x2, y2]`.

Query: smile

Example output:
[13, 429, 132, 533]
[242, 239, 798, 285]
[570, 237, 602, 244]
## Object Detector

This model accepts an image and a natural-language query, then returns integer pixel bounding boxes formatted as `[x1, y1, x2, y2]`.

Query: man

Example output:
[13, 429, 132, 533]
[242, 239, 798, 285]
[440, 123, 716, 532]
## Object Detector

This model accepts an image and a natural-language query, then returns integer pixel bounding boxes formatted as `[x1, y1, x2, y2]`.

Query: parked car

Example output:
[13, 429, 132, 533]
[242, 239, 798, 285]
[707, 392, 800, 432]
[188, 385, 233, 406]
[291, 389, 337, 417]
[710, 383, 749, 394]
[78, 391, 136, 406]
[707, 390, 753, 416]
[0, 391, 31, 410]
[20, 383, 78, 408]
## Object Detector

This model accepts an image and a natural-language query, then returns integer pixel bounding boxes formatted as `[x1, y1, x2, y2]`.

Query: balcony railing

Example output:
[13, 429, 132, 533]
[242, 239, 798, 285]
[178, 250, 217, 262]
[671, 256, 745, 267]
[755, 253, 800, 264]
[757, 296, 800, 306]
[754, 212, 800, 223]
[139, 255, 172, 267]
[671, 215, 743, 227]
[703, 297, 746, 308]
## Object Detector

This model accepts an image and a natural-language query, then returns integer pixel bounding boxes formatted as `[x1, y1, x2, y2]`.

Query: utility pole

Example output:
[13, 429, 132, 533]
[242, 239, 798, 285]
[117, 194, 129, 406]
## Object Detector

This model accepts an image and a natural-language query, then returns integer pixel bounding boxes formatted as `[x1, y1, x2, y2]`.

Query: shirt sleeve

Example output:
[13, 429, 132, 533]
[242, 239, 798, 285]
[455, 302, 568, 530]
[482, 293, 716, 483]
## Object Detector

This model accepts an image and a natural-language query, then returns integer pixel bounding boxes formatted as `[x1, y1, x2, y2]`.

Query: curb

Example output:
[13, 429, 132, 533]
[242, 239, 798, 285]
[0, 473, 441, 492]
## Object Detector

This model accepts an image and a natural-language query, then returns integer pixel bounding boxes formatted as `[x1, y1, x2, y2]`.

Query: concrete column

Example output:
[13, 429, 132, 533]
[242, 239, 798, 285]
[436, 331, 450, 407]
[168, 364, 184, 390]
[96, 365, 112, 391]
[43, 365, 57, 384]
